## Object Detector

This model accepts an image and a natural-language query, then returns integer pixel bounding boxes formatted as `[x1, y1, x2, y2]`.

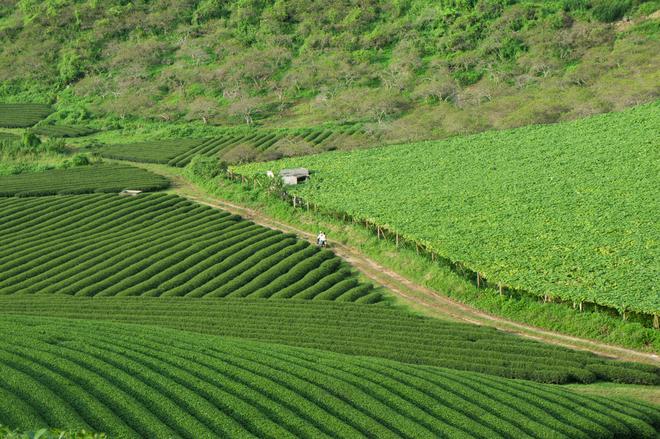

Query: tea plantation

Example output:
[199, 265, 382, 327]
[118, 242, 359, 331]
[0, 104, 52, 128]
[0, 193, 382, 302]
[0, 295, 656, 386]
[0, 164, 169, 196]
[1, 316, 658, 439]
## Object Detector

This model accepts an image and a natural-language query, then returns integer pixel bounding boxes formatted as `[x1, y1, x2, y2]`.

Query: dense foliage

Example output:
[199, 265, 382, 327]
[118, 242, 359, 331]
[0, 104, 52, 128]
[0, 194, 382, 302]
[238, 101, 660, 315]
[1, 315, 658, 438]
[0, 295, 656, 385]
[0, 1, 657, 143]
[0, 164, 169, 196]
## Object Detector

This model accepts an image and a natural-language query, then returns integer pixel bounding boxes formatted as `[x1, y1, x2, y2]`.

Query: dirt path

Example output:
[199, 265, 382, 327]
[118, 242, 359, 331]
[127, 162, 660, 365]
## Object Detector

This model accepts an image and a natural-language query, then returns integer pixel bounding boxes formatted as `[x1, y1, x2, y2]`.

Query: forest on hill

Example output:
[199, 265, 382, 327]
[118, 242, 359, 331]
[0, 0, 658, 143]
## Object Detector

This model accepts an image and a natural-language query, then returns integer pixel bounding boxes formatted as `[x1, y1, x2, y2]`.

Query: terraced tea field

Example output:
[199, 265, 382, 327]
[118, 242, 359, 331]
[238, 101, 660, 317]
[1, 295, 656, 385]
[99, 127, 363, 166]
[1, 315, 658, 439]
[0, 194, 382, 302]
[31, 124, 96, 138]
[98, 138, 205, 164]
[0, 164, 169, 196]
[0, 104, 52, 128]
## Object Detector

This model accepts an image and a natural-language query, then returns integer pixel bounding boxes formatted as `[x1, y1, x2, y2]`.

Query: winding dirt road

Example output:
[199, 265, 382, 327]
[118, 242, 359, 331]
[126, 161, 660, 365]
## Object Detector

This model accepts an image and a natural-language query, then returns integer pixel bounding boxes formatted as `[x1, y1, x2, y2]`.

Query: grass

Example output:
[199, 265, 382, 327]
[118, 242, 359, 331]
[0, 314, 657, 438]
[0, 193, 382, 302]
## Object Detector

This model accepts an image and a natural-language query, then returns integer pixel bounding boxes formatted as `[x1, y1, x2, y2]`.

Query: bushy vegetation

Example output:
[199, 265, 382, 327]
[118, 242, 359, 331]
[0, 164, 169, 196]
[0, 1, 657, 144]
[0, 194, 382, 302]
[238, 101, 660, 317]
[1, 315, 658, 438]
[0, 295, 656, 385]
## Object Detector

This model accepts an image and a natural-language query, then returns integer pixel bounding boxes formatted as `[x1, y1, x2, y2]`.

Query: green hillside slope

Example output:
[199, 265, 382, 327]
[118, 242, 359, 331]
[0, 1, 658, 144]
[1, 315, 658, 438]
[237, 101, 660, 318]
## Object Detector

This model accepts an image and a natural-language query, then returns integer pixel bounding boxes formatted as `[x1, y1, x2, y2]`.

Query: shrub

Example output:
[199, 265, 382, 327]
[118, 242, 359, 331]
[71, 154, 90, 166]
[21, 131, 40, 148]
[188, 155, 227, 179]
[592, 0, 633, 22]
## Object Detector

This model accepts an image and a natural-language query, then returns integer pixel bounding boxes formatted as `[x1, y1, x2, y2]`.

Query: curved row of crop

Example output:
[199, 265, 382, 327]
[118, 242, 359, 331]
[0, 296, 656, 385]
[0, 194, 380, 302]
[0, 164, 169, 197]
[0, 316, 657, 439]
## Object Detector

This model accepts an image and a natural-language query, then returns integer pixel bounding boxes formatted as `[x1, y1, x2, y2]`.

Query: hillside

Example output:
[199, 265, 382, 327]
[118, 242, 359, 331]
[0, 0, 659, 145]
[237, 101, 660, 330]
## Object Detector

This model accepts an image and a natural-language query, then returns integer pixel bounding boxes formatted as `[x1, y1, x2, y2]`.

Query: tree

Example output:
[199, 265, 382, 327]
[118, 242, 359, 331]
[228, 95, 265, 125]
[185, 97, 221, 124]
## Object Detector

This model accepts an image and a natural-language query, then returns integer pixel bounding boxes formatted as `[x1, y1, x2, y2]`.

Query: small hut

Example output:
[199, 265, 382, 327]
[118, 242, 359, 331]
[278, 168, 309, 185]
[119, 190, 143, 197]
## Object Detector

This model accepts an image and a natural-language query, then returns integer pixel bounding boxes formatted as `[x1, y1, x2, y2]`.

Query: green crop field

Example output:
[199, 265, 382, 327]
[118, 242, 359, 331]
[1, 315, 658, 439]
[0, 104, 52, 128]
[0, 295, 656, 386]
[0, 194, 382, 302]
[0, 164, 170, 197]
[31, 125, 97, 138]
[237, 102, 660, 317]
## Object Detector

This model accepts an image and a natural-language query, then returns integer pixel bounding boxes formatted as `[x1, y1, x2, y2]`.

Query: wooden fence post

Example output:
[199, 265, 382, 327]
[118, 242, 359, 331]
[395, 233, 399, 249]
[654, 314, 659, 329]
[476, 273, 481, 288]
[499, 284, 503, 296]
[579, 301, 583, 312]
